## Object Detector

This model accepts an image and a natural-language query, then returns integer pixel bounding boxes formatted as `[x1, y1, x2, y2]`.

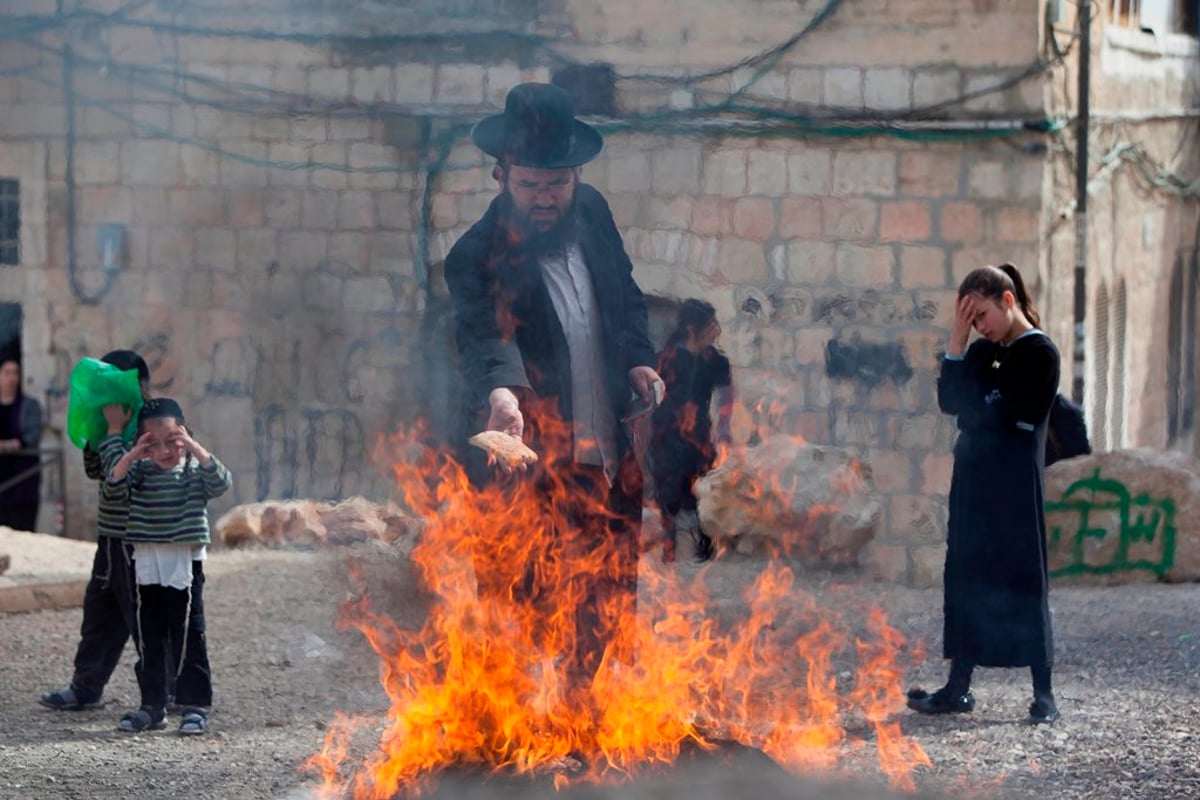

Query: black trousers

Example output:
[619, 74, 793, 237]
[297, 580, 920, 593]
[132, 561, 212, 710]
[70, 536, 137, 701]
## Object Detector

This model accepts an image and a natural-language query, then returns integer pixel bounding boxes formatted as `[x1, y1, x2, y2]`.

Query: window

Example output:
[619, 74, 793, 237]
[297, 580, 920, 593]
[1111, 281, 1127, 448]
[1108, 0, 1200, 35]
[1167, 252, 1198, 442]
[0, 179, 18, 266]
[1091, 284, 1110, 450]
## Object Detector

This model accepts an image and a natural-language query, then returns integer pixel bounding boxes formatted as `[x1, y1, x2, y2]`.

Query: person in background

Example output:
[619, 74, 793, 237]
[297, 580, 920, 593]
[907, 263, 1061, 725]
[0, 356, 42, 532]
[650, 299, 733, 563]
[41, 350, 151, 711]
[104, 398, 231, 735]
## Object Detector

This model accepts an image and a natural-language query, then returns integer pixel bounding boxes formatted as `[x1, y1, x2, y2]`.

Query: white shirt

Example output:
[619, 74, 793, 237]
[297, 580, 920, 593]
[133, 542, 207, 590]
[539, 242, 618, 484]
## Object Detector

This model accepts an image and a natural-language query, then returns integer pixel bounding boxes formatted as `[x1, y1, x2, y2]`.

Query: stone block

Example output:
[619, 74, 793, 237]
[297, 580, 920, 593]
[912, 69, 961, 110]
[267, 142, 311, 188]
[778, 196, 821, 239]
[787, 67, 823, 104]
[840, 244, 897, 287]
[308, 67, 350, 100]
[920, 451, 954, 494]
[302, 272, 343, 312]
[338, 191, 378, 230]
[689, 196, 726, 237]
[899, 150, 961, 197]
[645, 195, 693, 229]
[329, 232, 371, 273]
[787, 150, 832, 194]
[180, 145, 221, 186]
[343, 276, 396, 313]
[702, 148, 746, 196]
[731, 197, 775, 242]
[148, 228, 195, 270]
[435, 64, 486, 105]
[279, 230, 328, 271]
[879, 200, 932, 242]
[607, 150, 652, 194]
[348, 143, 399, 191]
[195, 228, 236, 273]
[301, 190, 340, 230]
[966, 159, 1009, 200]
[485, 63, 523, 108]
[992, 206, 1040, 243]
[865, 448, 913, 493]
[823, 67, 863, 108]
[898, 245, 948, 289]
[746, 151, 788, 197]
[120, 140, 180, 186]
[717, 238, 766, 283]
[651, 145, 703, 195]
[218, 141, 269, 187]
[310, 143, 348, 190]
[822, 197, 879, 240]
[227, 191, 265, 229]
[889, 493, 948, 541]
[862, 542, 909, 584]
[864, 68, 912, 111]
[910, 544, 946, 588]
[938, 202, 984, 242]
[833, 151, 897, 197]
[263, 189, 301, 229]
[75, 142, 120, 185]
[393, 63, 435, 104]
[786, 240, 836, 285]
[351, 66, 393, 103]
[236, 229, 278, 271]
[168, 188, 227, 228]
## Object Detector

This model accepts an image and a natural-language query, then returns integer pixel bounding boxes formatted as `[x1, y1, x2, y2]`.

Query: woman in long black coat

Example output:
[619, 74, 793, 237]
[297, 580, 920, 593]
[907, 263, 1061, 724]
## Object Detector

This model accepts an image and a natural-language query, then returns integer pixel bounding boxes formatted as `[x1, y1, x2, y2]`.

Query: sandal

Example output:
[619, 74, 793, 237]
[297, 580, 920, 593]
[40, 687, 105, 711]
[178, 708, 209, 736]
[118, 706, 167, 733]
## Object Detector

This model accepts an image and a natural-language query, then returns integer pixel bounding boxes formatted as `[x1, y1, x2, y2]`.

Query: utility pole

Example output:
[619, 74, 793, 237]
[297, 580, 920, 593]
[1072, 0, 1091, 405]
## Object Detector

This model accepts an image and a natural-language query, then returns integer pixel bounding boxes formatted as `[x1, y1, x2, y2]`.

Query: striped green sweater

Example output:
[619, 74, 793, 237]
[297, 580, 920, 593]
[89, 438, 131, 538]
[100, 441, 233, 544]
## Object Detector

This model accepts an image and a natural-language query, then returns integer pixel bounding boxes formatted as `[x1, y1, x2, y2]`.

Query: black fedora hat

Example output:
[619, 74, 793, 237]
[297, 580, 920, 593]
[471, 82, 603, 169]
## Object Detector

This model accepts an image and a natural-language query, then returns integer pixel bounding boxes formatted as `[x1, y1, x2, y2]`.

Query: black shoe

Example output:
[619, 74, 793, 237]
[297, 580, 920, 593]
[1027, 696, 1059, 724]
[906, 687, 975, 715]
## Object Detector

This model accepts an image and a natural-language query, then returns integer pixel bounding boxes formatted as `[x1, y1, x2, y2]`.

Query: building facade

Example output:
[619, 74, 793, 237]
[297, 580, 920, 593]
[0, 0, 1196, 584]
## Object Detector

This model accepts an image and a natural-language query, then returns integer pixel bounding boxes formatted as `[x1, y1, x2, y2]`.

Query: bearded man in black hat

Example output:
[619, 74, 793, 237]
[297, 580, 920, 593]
[444, 82, 663, 681]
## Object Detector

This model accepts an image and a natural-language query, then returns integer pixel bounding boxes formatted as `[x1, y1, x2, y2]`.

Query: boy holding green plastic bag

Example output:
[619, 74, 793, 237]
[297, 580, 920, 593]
[40, 350, 151, 711]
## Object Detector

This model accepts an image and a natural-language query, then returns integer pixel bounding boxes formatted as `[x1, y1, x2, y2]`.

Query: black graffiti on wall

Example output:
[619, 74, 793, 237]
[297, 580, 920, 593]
[253, 405, 368, 502]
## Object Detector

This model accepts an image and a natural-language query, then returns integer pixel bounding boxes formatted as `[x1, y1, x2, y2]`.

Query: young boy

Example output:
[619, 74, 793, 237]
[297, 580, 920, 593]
[102, 398, 231, 734]
[41, 350, 150, 711]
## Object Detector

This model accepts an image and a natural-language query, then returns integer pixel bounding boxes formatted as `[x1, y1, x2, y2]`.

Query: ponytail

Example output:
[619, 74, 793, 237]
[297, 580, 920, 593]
[996, 263, 1039, 328]
[958, 263, 1040, 328]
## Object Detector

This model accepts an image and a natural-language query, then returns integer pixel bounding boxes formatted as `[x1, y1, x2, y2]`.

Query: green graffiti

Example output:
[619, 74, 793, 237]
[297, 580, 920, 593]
[1046, 468, 1177, 578]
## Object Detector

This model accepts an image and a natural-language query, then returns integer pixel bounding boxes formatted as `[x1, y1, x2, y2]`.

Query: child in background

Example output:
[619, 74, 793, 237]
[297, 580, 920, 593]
[103, 398, 231, 734]
[650, 299, 734, 563]
[41, 350, 150, 711]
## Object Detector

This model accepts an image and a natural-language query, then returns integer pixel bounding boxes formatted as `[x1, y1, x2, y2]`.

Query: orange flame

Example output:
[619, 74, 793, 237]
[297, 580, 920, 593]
[311, 413, 928, 797]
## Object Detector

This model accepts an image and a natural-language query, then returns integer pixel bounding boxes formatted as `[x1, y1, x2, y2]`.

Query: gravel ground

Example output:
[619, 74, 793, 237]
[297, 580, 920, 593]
[2, 542, 1199, 800]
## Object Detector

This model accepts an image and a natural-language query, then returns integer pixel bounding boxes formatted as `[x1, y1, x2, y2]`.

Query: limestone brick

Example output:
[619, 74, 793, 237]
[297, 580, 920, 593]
[787, 67, 823, 104]
[120, 140, 181, 186]
[938, 202, 984, 242]
[786, 240, 837, 285]
[168, 188, 226, 228]
[966, 159, 1009, 200]
[435, 64, 486, 105]
[879, 200, 932, 242]
[217, 141, 269, 187]
[899, 245, 949, 289]
[746, 151, 788, 197]
[351, 67, 393, 103]
[607, 150, 652, 194]
[301, 191, 340, 230]
[308, 67, 351, 101]
[865, 448, 914, 493]
[787, 150, 832, 194]
[835, 243, 895, 287]
[992, 206, 1040, 243]
[731, 197, 775, 242]
[864, 68, 912, 111]
[227, 191, 265, 229]
[343, 276, 396, 313]
[702, 148, 746, 196]
[717, 238, 767, 283]
[338, 191, 378, 231]
[195, 228, 237, 273]
[279, 231, 328, 271]
[862, 542, 909, 584]
[778, 196, 822, 239]
[651, 145, 703, 195]
[75, 142, 121, 185]
[912, 68, 961, 109]
[393, 64, 435, 105]
[899, 150, 961, 197]
[832, 151, 897, 197]
[822, 198, 879, 241]
[920, 451, 954, 494]
[823, 67, 864, 108]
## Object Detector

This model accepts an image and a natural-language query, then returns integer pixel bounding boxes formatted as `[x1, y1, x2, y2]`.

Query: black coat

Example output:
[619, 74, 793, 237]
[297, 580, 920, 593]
[936, 331, 1060, 668]
[444, 184, 657, 458]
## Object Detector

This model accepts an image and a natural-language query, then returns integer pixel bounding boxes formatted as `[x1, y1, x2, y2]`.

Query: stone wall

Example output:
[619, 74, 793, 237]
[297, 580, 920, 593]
[3, 0, 1190, 585]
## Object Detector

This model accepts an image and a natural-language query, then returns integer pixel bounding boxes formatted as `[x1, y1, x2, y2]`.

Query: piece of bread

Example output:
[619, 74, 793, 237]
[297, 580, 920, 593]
[468, 430, 539, 469]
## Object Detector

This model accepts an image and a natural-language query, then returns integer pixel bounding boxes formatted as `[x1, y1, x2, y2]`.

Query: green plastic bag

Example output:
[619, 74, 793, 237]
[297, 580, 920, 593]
[66, 357, 145, 450]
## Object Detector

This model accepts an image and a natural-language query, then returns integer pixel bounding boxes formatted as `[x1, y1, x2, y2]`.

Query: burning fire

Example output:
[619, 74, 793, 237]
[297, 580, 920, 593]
[309, 411, 929, 798]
